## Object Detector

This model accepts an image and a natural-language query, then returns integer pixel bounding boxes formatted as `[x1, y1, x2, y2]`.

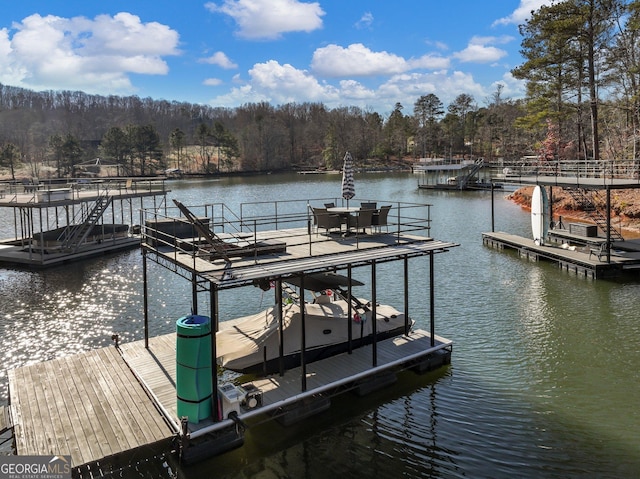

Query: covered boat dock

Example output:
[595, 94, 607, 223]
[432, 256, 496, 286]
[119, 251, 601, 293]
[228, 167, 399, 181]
[485, 170, 640, 279]
[4, 197, 458, 472]
[0, 178, 169, 268]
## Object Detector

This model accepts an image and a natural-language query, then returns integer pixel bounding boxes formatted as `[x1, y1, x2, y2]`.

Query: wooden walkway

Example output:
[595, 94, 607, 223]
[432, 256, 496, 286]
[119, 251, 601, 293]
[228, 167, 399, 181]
[6, 328, 450, 469]
[7, 347, 175, 468]
[250, 329, 450, 403]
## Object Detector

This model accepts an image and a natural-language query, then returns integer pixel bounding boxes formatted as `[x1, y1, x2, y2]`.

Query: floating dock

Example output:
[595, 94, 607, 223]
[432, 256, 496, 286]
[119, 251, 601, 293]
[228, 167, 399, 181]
[485, 172, 640, 279]
[4, 198, 457, 472]
[6, 347, 176, 471]
[482, 231, 640, 279]
[0, 178, 168, 268]
[415, 158, 488, 190]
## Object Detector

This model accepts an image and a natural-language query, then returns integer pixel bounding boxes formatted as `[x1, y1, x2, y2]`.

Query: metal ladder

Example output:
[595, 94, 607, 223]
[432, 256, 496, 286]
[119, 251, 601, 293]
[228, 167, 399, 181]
[58, 194, 114, 252]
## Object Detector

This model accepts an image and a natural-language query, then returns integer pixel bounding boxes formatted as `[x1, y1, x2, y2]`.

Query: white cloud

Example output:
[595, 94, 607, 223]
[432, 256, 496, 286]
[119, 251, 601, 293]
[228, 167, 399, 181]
[312, 44, 407, 77]
[339, 79, 376, 101]
[493, 71, 527, 100]
[355, 12, 374, 29]
[433, 41, 449, 51]
[205, 0, 324, 40]
[0, 12, 180, 93]
[210, 60, 336, 107]
[311, 43, 450, 78]
[203, 78, 223, 86]
[408, 54, 450, 70]
[200, 51, 238, 69]
[493, 0, 554, 26]
[453, 36, 510, 63]
[208, 58, 493, 114]
[249, 60, 335, 101]
[378, 70, 486, 108]
[87, 12, 180, 56]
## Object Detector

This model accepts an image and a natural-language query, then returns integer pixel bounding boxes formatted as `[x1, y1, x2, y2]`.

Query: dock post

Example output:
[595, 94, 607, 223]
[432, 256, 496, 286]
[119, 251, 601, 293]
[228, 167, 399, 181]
[143, 248, 149, 349]
[491, 183, 495, 232]
[192, 271, 198, 314]
[404, 256, 409, 335]
[606, 187, 611, 263]
[210, 285, 220, 422]
[430, 251, 435, 347]
[371, 260, 377, 367]
[549, 186, 554, 226]
[300, 274, 307, 391]
[347, 266, 353, 354]
[277, 279, 285, 376]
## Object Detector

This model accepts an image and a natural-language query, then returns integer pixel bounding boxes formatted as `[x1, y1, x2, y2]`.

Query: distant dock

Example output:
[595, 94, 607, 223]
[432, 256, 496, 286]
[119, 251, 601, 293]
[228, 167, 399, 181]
[482, 231, 640, 279]
[0, 178, 169, 268]
[485, 171, 640, 279]
[4, 198, 457, 472]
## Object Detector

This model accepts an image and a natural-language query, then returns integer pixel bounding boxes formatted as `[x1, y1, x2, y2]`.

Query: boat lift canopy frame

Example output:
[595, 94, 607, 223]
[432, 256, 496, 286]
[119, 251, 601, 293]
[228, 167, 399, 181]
[139, 198, 457, 431]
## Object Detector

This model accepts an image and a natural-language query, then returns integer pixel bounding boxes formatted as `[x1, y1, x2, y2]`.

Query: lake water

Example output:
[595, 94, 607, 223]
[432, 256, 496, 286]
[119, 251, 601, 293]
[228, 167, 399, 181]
[1, 172, 639, 478]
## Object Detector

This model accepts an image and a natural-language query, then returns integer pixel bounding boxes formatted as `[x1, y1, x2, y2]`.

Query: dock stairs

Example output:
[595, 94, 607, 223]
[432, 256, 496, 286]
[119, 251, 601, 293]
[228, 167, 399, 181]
[458, 158, 484, 189]
[564, 188, 624, 241]
[57, 193, 114, 252]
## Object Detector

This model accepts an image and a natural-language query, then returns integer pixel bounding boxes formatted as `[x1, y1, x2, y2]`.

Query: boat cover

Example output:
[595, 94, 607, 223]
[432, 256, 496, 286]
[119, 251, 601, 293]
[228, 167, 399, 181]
[216, 298, 406, 372]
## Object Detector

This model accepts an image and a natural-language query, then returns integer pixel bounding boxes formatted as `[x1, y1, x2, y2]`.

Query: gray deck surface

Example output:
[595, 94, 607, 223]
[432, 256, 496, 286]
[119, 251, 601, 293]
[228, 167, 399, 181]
[119, 328, 451, 434]
[8, 347, 174, 468]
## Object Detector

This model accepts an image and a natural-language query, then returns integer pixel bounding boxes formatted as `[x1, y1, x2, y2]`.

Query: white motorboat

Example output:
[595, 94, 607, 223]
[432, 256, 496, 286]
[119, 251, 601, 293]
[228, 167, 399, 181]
[216, 273, 413, 375]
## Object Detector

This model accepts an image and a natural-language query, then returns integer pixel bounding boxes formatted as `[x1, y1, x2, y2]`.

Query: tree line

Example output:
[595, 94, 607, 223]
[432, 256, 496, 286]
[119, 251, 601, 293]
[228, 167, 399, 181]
[514, 0, 640, 163]
[2, 0, 640, 179]
[0, 81, 529, 179]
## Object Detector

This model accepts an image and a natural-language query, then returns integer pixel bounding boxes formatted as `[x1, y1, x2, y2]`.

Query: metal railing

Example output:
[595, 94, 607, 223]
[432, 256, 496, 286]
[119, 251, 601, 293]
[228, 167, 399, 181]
[492, 159, 640, 184]
[140, 197, 433, 263]
[0, 177, 168, 204]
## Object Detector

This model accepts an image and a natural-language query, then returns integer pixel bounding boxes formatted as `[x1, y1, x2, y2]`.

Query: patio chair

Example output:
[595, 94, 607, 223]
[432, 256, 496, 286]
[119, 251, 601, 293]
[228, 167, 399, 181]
[372, 205, 392, 233]
[354, 208, 374, 234]
[324, 202, 335, 208]
[312, 207, 342, 235]
[589, 242, 608, 261]
[360, 202, 377, 210]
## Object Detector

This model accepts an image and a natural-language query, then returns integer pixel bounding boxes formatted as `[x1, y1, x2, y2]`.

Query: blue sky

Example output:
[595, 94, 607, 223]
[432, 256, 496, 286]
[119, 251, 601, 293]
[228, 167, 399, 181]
[0, 0, 553, 116]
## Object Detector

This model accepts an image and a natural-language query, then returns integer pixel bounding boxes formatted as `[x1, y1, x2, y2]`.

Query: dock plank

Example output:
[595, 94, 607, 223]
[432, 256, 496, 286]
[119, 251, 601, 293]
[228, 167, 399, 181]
[94, 347, 167, 441]
[8, 347, 175, 468]
[65, 351, 122, 461]
[43, 356, 91, 464]
[61, 355, 106, 465]
[41, 359, 80, 459]
[12, 367, 40, 456]
[82, 351, 141, 452]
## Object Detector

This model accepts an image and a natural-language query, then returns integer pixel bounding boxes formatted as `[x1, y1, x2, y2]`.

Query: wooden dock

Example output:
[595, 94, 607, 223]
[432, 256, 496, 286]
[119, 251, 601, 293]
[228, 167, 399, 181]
[482, 231, 640, 279]
[5, 328, 450, 470]
[119, 328, 451, 436]
[7, 347, 175, 468]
